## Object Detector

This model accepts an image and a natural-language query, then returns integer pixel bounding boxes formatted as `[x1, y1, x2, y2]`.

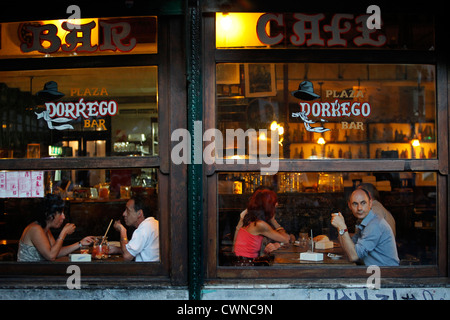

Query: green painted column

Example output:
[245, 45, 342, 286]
[186, 0, 203, 300]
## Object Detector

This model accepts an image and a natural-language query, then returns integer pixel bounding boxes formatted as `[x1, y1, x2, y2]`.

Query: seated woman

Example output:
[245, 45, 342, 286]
[17, 194, 95, 262]
[233, 189, 289, 265]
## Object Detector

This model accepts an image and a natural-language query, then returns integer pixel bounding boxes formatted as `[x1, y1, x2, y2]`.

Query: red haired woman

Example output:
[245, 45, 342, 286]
[233, 189, 289, 265]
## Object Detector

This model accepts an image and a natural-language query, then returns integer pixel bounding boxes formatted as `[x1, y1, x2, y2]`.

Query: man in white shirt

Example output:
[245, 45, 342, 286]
[111, 195, 160, 262]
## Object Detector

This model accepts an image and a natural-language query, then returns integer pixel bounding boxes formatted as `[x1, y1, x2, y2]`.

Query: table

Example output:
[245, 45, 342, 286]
[55, 244, 124, 262]
[55, 254, 124, 262]
[272, 242, 355, 265]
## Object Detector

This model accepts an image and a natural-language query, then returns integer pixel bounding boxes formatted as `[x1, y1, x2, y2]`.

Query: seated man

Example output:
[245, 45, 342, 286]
[357, 183, 396, 237]
[110, 194, 159, 262]
[331, 188, 399, 266]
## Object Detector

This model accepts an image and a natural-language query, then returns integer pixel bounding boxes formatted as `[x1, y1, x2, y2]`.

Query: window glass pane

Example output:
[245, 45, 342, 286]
[216, 13, 434, 50]
[0, 168, 159, 262]
[216, 63, 436, 160]
[0, 66, 158, 158]
[218, 171, 436, 267]
[0, 16, 157, 59]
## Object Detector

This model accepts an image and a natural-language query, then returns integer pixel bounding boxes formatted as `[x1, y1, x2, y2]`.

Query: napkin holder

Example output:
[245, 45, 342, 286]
[70, 254, 92, 262]
[300, 251, 323, 261]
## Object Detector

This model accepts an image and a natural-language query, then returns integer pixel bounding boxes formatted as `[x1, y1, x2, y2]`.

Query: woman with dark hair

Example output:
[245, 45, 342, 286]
[17, 194, 95, 261]
[233, 189, 289, 265]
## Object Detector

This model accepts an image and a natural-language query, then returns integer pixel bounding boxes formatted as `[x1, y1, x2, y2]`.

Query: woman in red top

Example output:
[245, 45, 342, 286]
[234, 189, 289, 265]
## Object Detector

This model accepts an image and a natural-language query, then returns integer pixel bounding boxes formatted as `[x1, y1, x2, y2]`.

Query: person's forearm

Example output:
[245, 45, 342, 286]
[270, 218, 281, 229]
[119, 229, 128, 251]
[47, 233, 67, 260]
[339, 232, 359, 262]
[119, 229, 134, 260]
[58, 241, 80, 257]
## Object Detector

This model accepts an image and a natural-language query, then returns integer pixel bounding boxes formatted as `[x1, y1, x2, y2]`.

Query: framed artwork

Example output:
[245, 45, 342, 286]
[216, 64, 240, 84]
[27, 143, 40, 159]
[0, 149, 13, 158]
[415, 172, 436, 186]
[244, 63, 276, 97]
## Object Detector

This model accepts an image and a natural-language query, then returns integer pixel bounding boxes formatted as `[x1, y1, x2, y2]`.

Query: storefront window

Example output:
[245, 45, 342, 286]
[0, 66, 158, 158]
[211, 8, 443, 279]
[218, 171, 436, 267]
[216, 63, 436, 160]
[0, 12, 178, 280]
[0, 168, 159, 262]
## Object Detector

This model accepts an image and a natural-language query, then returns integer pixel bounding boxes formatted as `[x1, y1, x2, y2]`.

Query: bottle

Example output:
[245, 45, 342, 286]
[233, 174, 243, 194]
[420, 147, 426, 159]
[293, 127, 299, 142]
[358, 146, 364, 159]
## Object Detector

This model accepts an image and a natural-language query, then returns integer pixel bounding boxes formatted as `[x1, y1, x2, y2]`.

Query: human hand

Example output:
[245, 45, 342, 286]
[108, 245, 120, 254]
[289, 234, 296, 243]
[80, 236, 95, 246]
[264, 242, 281, 254]
[62, 223, 76, 236]
[113, 220, 126, 233]
[331, 212, 347, 230]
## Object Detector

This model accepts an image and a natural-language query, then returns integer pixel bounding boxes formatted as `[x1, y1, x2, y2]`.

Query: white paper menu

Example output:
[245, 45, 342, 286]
[0, 171, 44, 198]
[0, 172, 6, 198]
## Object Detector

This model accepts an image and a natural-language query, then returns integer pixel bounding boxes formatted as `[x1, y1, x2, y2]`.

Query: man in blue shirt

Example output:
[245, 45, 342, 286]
[331, 188, 399, 266]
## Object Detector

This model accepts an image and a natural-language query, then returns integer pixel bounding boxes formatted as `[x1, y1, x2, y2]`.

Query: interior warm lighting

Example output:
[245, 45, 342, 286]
[317, 137, 326, 145]
[270, 121, 284, 135]
[40, 19, 99, 50]
[269, 121, 284, 146]
[411, 139, 420, 147]
[216, 13, 267, 48]
[259, 132, 267, 140]
[270, 121, 278, 131]
[278, 137, 283, 146]
[220, 13, 232, 31]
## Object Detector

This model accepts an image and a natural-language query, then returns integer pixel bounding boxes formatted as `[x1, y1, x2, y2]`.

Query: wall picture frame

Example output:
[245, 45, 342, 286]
[27, 143, 40, 159]
[244, 63, 276, 97]
[216, 63, 240, 84]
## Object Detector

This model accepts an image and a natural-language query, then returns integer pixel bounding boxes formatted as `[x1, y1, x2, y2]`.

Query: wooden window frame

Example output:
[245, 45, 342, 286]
[203, 13, 448, 280]
[0, 16, 188, 286]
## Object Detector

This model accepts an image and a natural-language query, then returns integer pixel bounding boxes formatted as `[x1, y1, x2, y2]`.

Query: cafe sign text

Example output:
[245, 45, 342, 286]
[20, 20, 136, 54]
[257, 13, 387, 48]
[35, 98, 118, 130]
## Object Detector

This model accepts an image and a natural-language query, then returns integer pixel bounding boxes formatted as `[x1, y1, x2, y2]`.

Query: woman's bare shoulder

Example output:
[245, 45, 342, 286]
[24, 222, 45, 238]
[254, 219, 271, 232]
